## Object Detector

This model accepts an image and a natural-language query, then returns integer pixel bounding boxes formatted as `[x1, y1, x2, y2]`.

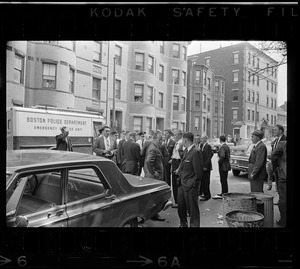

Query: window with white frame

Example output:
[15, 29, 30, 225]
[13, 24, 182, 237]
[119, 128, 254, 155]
[148, 55, 154, 74]
[205, 57, 210, 66]
[233, 53, 239, 64]
[173, 96, 179, 110]
[172, 69, 179, 84]
[195, 93, 200, 107]
[147, 86, 153, 104]
[173, 43, 180, 58]
[115, 79, 121, 99]
[92, 77, 101, 100]
[194, 116, 200, 131]
[233, 109, 238, 120]
[159, 65, 164, 81]
[42, 63, 56, 88]
[158, 92, 163, 108]
[135, 53, 144, 71]
[133, 117, 142, 132]
[215, 80, 219, 91]
[195, 70, 201, 84]
[93, 42, 101, 63]
[233, 71, 238, 82]
[115, 45, 122, 65]
[134, 84, 143, 102]
[14, 54, 24, 84]
[172, 122, 179, 131]
[69, 68, 74, 93]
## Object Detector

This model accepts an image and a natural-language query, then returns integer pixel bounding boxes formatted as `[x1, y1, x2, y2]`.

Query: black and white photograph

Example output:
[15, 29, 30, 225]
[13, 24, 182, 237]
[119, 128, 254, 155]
[2, 2, 296, 269]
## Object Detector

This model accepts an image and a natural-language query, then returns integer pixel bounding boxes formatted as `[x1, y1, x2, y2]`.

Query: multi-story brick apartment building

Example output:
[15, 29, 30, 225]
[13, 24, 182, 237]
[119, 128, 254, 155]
[187, 60, 225, 138]
[6, 41, 190, 134]
[188, 42, 279, 139]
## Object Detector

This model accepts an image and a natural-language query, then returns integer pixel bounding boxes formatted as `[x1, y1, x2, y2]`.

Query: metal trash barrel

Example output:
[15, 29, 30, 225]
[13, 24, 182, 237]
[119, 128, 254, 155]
[225, 210, 264, 228]
[250, 192, 274, 227]
[222, 193, 257, 227]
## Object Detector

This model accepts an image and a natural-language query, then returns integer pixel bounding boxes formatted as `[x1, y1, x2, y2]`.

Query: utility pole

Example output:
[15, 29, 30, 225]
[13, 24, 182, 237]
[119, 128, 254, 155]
[112, 57, 116, 131]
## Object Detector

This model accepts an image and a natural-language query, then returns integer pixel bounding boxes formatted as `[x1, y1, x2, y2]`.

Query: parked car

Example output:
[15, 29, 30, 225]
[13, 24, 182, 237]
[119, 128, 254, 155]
[230, 138, 273, 176]
[6, 150, 172, 227]
[208, 138, 235, 154]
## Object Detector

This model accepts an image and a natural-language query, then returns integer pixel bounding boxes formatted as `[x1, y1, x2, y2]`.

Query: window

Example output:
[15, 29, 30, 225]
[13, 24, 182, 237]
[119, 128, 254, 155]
[233, 71, 238, 82]
[172, 69, 179, 84]
[146, 118, 152, 134]
[215, 81, 219, 91]
[133, 117, 142, 132]
[207, 77, 211, 90]
[205, 57, 210, 66]
[271, 98, 274, 109]
[115, 79, 121, 99]
[135, 53, 144, 71]
[233, 109, 238, 120]
[159, 41, 164, 54]
[248, 71, 251, 83]
[115, 45, 122, 65]
[215, 100, 218, 114]
[207, 98, 210, 112]
[181, 123, 185, 131]
[173, 43, 180, 58]
[195, 93, 200, 107]
[271, 83, 273, 93]
[93, 42, 101, 62]
[256, 93, 259, 104]
[252, 110, 255, 121]
[147, 86, 153, 104]
[203, 117, 206, 132]
[92, 78, 101, 100]
[203, 94, 206, 109]
[173, 96, 179, 110]
[252, 74, 255, 84]
[67, 168, 106, 203]
[267, 81, 269, 90]
[271, 115, 273, 125]
[181, 96, 185, 111]
[221, 101, 224, 115]
[182, 46, 187, 61]
[252, 55, 255, 66]
[159, 65, 164, 81]
[233, 95, 238, 101]
[42, 63, 56, 88]
[247, 109, 250, 121]
[148, 56, 154, 74]
[134, 84, 143, 102]
[274, 99, 276, 109]
[182, 71, 186, 86]
[196, 70, 201, 84]
[257, 58, 260, 68]
[233, 53, 239, 64]
[158, 92, 163, 108]
[252, 92, 255, 102]
[172, 122, 179, 131]
[194, 116, 200, 131]
[14, 54, 24, 84]
[256, 111, 259, 122]
[221, 81, 225, 94]
[203, 70, 207, 85]
[69, 68, 74, 93]
[256, 75, 259, 86]
[248, 90, 251, 101]
[267, 114, 269, 122]
[274, 116, 276, 125]
[274, 84, 277, 93]
[266, 96, 269, 107]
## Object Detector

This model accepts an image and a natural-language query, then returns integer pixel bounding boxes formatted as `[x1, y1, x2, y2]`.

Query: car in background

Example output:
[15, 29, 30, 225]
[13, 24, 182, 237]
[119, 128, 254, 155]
[208, 138, 235, 154]
[230, 138, 273, 176]
[6, 150, 172, 227]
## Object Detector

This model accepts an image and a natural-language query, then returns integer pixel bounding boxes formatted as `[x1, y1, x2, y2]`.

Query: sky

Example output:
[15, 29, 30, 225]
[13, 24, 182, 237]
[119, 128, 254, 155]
[187, 41, 287, 107]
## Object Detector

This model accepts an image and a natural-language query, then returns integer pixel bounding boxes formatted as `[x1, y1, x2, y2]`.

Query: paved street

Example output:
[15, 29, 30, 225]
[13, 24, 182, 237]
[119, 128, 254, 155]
[140, 153, 280, 228]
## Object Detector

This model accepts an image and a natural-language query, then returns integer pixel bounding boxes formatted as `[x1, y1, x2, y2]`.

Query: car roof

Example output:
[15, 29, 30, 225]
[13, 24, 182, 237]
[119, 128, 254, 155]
[6, 150, 108, 172]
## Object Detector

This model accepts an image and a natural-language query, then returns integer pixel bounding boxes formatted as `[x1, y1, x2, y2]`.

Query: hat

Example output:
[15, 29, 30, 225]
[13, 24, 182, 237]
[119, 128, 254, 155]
[251, 129, 264, 139]
[111, 131, 118, 135]
[138, 131, 145, 136]
[164, 129, 173, 135]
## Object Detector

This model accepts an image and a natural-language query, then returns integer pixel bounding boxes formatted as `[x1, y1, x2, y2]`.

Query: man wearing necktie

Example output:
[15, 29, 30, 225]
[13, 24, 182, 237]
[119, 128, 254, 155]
[175, 132, 203, 227]
[248, 129, 268, 192]
[163, 129, 176, 186]
[56, 127, 73, 151]
[198, 135, 213, 201]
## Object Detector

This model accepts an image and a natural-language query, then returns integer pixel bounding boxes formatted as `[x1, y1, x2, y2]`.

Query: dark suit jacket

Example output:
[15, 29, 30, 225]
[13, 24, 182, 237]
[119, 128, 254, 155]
[178, 145, 203, 191]
[117, 139, 126, 165]
[248, 140, 268, 181]
[121, 140, 141, 174]
[163, 139, 175, 164]
[271, 140, 287, 182]
[93, 135, 117, 157]
[218, 143, 231, 171]
[201, 143, 213, 171]
[271, 134, 287, 168]
[144, 142, 164, 180]
[56, 133, 73, 151]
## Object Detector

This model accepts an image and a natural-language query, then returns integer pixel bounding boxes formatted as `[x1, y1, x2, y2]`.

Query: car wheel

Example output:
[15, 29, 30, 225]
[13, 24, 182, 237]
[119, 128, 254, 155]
[232, 170, 240, 176]
[123, 218, 138, 227]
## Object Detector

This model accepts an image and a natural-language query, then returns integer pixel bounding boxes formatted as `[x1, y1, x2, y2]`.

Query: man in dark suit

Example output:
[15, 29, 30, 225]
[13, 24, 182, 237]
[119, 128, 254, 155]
[136, 131, 146, 176]
[248, 130, 268, 192]
[93, 126, 118, 161]
[199, 135, 213, 201]
[121, 132, 141, 175]
[175, 132, 203, 227]
[163, 129, 175, 186]
[56, 127, 73, 151]
[213, 135, 231, 199]
[270, 124, 287, 191]
[117, 130, 130, 171]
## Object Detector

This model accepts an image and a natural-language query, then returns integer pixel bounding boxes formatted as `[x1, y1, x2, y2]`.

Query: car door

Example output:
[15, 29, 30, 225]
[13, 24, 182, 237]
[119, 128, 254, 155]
[65, 166, 121, 227]
[11, 170, 69, 227]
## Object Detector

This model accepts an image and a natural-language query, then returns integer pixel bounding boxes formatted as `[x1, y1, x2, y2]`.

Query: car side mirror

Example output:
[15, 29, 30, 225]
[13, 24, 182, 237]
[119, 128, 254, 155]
[16, 215, 28, 227]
